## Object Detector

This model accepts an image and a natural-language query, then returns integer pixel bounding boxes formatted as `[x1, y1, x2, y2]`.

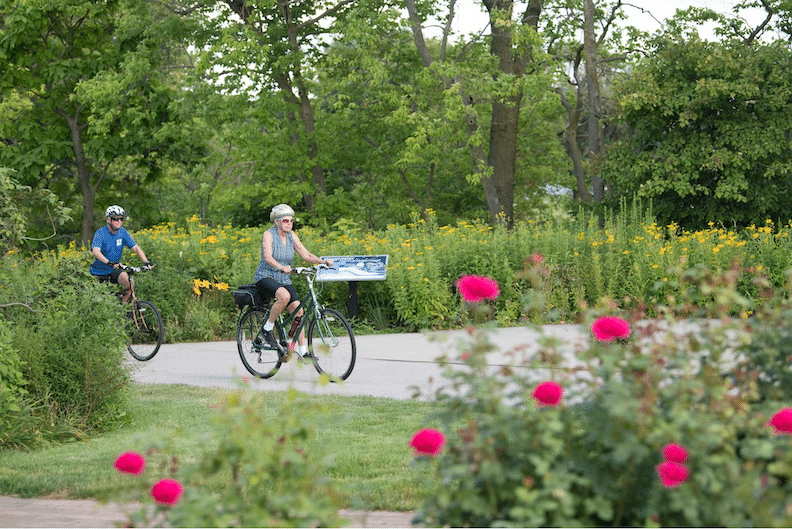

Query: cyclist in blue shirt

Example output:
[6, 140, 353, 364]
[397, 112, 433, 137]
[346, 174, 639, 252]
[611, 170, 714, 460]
[90, 205, 153, 303]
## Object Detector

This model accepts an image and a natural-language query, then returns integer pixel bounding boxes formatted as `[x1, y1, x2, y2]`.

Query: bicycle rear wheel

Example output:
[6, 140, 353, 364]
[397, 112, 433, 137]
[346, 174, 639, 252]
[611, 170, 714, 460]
[237, 309, 283, 378]
[127, 300, 163, 361]
[307, 308, 356, 381]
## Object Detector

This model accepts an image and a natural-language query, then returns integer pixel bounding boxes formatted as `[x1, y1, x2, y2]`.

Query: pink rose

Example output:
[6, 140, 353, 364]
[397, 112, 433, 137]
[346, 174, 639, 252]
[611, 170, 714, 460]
[410, 428, 445, 456]
[151, 479, 184, 506]
[591, 316, 631, 342]
[455, 275, 500, 303]
[656, 461, 688, 488]
[661, 443, 688, 463]
[113, 452, 145, 476]
[769, 408, 792, 434]
[532, 381, 563, 407]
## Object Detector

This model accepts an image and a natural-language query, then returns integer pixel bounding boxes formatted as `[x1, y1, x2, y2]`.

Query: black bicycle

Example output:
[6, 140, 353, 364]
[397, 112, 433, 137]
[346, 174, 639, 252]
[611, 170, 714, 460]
[117, 264, 164, 361]
[233, 264, 356, 381]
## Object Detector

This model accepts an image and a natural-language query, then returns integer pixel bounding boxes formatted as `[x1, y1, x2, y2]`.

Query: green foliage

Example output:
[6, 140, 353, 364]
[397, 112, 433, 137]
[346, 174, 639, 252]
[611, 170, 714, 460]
[3, 252, 131, 434]
[602, 36, 792, 230]
[121, 388, 343, 528]
[0, 167, 72, 253]
[0, 0, 201, 244]
[413, 268, 792, 526]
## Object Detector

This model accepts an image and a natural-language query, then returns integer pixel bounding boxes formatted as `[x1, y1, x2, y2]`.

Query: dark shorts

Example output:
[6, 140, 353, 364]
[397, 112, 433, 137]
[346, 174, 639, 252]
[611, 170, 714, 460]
[255, 277, 299, 305]
[94, 268, 124, 284]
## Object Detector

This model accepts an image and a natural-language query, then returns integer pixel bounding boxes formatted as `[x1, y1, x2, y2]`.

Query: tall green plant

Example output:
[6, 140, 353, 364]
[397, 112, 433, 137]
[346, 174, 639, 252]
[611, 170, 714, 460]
[8, 256, 131, 432]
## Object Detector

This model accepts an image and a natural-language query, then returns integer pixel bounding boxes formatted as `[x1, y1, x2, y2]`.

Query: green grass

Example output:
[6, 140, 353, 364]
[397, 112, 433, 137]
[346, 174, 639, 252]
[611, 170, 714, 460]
[0, 383, 442, 511]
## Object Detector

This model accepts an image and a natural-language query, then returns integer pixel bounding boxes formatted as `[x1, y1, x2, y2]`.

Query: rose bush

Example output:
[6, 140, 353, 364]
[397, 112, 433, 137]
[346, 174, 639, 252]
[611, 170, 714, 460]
[412, 272, 792, 527]
[111, 387, 343, 528]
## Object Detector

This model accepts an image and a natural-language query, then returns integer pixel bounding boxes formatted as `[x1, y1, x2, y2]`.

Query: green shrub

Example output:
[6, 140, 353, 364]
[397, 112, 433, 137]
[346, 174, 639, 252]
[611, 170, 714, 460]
[412, 268, 792, 527]
[8, 258, 131, 432]
[117, 388, 343, 527]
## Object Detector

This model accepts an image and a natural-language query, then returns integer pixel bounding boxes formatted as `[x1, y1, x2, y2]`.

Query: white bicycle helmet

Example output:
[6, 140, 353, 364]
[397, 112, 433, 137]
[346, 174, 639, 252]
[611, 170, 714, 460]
[105, 205, 126, 218]
[270, 203, 295, 222]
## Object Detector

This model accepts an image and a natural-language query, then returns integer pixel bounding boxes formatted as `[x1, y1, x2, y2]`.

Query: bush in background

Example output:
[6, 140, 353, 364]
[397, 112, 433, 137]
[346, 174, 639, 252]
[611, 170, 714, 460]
[114, 204, 792, 335]
[0, 251, 131, 441]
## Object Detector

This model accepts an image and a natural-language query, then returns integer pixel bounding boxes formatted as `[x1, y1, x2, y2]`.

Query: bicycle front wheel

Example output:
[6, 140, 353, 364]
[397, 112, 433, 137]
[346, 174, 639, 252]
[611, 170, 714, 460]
[307, 308, 356, 381]
[127, 300, 163, 361]
[237, 309, 283, 379]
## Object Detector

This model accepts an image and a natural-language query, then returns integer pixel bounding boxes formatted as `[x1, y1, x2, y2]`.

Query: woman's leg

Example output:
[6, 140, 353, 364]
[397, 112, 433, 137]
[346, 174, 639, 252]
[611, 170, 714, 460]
[268, 286, 292, 324]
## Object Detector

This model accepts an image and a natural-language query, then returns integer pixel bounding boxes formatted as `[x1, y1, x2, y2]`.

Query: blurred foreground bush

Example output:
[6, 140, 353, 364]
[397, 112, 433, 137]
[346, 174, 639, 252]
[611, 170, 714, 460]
[413, 268, 792, 527]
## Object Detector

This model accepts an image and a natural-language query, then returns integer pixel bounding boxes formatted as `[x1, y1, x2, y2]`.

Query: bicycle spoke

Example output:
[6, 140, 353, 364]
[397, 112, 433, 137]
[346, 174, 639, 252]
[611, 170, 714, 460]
[237, 309, 282, 378]
[308, 308, 356, 381]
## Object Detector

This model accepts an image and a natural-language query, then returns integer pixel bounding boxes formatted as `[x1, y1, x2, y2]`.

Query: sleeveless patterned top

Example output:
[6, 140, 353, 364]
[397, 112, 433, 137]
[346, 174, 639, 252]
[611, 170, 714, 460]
[254, 226, 294, 284]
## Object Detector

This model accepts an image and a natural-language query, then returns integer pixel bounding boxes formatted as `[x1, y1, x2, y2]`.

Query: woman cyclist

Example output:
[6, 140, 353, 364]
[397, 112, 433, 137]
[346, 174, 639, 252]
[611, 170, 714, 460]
[255, 203, 332, 357]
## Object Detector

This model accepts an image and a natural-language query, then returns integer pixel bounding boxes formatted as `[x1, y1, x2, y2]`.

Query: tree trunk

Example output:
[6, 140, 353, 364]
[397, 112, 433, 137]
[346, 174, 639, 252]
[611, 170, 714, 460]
[557, 87, 590, 202]
[60, 108, 97, 248]
[584, 0, 605, 202]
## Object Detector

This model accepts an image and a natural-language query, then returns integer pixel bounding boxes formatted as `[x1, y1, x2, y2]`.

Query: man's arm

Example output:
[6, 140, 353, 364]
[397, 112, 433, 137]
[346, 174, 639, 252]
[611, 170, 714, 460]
[131, 245, 152, 267]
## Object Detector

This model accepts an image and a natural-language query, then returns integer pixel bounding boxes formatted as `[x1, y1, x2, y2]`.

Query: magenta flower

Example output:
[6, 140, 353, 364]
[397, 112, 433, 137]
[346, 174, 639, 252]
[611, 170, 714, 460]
[532, 381, 563, 407]
[455, 275, 500, 303]
[530, 252, 544, 264]
[151, 479, 184, 506]
[410, 428, 446, 456]
[661, 443, 688, 464]
[591, 316, 631, 342]
[114, 452, 145, 476]
[769, 408, 792, 434]
[656, 461, 688, 488]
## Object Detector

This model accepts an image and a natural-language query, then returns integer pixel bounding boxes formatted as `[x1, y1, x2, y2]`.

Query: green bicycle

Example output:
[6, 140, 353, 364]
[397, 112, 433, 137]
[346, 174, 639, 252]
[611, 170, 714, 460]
[233, 264, 356, 381]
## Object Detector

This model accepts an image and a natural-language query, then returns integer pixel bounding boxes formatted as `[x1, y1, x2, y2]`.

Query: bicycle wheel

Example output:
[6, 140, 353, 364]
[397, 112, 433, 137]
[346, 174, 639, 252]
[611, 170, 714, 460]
[237, 309, 283, 379]
[127, 300, 163, 361]
[307, 308, 356, 381]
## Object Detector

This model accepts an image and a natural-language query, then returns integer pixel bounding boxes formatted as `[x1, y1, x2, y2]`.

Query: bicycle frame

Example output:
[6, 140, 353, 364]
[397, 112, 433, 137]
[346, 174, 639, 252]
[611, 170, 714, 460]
[275, 268, 325, 346]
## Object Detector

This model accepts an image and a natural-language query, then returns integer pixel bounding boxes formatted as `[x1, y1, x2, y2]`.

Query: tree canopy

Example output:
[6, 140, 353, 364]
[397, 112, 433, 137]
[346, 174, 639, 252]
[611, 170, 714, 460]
[2, 0, 792, 247]
[601, 35, 792, 229]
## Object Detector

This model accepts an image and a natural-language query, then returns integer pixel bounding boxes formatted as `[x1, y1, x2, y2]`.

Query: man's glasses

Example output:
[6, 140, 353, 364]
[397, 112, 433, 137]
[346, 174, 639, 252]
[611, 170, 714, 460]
[280, 218, 293, 223]
[110, 217, 124, 221]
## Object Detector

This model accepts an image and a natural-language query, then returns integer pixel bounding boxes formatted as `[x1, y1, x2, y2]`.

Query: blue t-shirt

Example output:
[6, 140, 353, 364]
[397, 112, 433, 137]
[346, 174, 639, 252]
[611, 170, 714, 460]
[90, 226, 137, 276]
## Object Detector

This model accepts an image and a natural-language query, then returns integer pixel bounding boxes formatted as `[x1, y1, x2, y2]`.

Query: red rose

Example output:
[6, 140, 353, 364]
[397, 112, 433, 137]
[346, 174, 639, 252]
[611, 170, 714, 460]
[151, 479, 184, 506]
[532, 381, 563, 407]
[113, 452, 145, 476]
[410, 428, 445, 456]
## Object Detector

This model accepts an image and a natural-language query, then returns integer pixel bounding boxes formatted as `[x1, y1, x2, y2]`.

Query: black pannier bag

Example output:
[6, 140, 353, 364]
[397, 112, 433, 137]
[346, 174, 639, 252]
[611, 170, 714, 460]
[232, 284, 259, 310]
[232, 282, 272, 310]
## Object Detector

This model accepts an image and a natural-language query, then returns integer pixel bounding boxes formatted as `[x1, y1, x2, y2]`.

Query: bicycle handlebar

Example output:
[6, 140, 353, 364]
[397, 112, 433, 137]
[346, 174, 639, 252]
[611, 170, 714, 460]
[118, 263, 155, 274]
[293, 263, 333, 275]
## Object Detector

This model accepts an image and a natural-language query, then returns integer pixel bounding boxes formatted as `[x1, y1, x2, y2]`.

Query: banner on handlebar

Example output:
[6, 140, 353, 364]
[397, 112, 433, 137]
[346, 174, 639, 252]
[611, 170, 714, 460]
[316, 255, 388, 282]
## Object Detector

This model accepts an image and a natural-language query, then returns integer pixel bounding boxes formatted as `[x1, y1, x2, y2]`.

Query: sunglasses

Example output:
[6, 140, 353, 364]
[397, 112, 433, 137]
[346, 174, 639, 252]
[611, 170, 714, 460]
[279, 218, 294, 223]
[110, 217, 124, 221]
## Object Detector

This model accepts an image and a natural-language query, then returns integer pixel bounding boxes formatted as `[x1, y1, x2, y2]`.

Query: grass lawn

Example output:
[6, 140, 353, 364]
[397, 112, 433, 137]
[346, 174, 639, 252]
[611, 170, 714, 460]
[0, 383, 443, 512]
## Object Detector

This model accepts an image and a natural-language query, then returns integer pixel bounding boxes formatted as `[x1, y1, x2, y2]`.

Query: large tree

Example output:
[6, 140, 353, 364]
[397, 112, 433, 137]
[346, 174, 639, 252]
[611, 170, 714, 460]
[196, 0, 356, 215]
[0, 0, 192, 246]
[404, 0, 570, 227]
[602, 32, 792, 228]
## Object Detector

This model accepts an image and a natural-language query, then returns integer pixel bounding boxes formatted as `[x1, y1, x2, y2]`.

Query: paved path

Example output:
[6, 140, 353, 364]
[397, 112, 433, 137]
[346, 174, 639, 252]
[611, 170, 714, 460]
[130, 324, 590, 399]
[1, 324, 591, 528]
[0, 495, 414, 528]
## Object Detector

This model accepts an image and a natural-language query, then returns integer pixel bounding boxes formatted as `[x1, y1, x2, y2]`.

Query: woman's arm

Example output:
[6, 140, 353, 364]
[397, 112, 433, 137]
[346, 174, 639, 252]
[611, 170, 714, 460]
[293, 233, 332, 266]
